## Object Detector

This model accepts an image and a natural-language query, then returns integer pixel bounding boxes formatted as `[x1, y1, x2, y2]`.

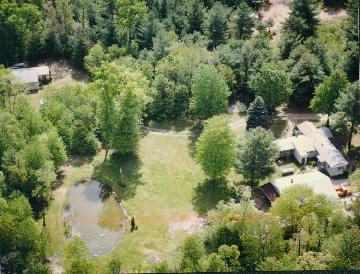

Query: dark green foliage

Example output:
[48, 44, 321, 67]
[236, 127, 278, 185]
[344, 0, 359, 81]
[202, 2, 229, 49]
[0, 194, 48, 273]
[288, 48, 325, 107]
[246, 96, 269, 130]
[229, 2, 255, 40]
[334, 83, 360, 152]
[280, 0, 319, 59]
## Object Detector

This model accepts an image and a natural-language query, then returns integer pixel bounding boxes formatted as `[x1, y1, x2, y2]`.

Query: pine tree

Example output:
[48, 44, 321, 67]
[229, 2, 255, 40]
[186, 0, 205, 33]
[246, 96, 269, 130]
[111, 87, 141, 154]
[280, 0, 319, 59]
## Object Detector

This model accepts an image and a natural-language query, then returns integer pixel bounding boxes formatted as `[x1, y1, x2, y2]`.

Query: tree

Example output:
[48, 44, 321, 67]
[111, 87, 141, 154]
[246, 96, 270, 130]
[185, 0, 205, 33]
[45, 128, 68, 170]
[250, 63, 292, 112]
[206, 253, 226, 272]
[271, 185, 332, 235]
[343, 0, 360, 81]
[229, 2, 255, 40]
[240, 215, 284, 270]
[217, 244, 240, 271]
[148, 74, 176, 121]
[334, 83, 360, 153]
[196, 115, 236, 180]
[280, 0, 319, 58]
[310, 70, 349, 125]
[190, 64, 230, 119]
[202, 2, 229, 49]
[84, 43, 107, 75]
[235, 127, 278, 186]
[64, 237, 93, 274]
[0, 111, 25, 162]
[180, 234, 205, 272]
[0, 194, 47, 273]
[289, 50, 325, 107]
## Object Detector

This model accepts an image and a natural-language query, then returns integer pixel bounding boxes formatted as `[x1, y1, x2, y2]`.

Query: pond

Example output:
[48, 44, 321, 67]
[64, 180, 128, 256]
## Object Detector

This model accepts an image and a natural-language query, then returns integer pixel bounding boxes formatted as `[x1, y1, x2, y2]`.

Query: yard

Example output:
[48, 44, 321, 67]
[45, 127, 241, 272]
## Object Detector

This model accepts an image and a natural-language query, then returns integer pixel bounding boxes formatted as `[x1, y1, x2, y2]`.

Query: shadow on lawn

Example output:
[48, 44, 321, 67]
[92, 152, 144, 202]
[192, 179, 236, 215]
[187, 122, 204, 158]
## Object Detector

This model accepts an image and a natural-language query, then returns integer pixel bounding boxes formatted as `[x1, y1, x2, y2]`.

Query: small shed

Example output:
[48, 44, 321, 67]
[12, 68, 39, 91]
[270, 171, 338, 199]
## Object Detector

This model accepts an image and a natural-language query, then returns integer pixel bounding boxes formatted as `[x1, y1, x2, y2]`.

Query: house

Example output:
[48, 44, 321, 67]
[261, 171, 338, 204]
[12, 66, 50, 91]
[12, 68, 39, 91]
[275, 121, 348, 177]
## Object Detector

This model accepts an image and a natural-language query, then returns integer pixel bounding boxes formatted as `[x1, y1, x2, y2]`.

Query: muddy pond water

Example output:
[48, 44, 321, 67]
[64, 180, 128, 256]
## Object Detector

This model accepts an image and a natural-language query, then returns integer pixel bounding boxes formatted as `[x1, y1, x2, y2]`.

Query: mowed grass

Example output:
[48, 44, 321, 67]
[92, 133, 206, 272]
[46, 131, 239, 272]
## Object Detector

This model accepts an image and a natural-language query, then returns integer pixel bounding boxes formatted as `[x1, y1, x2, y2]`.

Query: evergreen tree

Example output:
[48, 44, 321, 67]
[246, 96, 269, 130]
[202, 2, 229, 49]
[334, 83, 360, 153]
[229, 2, 255, 40]
[236, 127, 278, 186]
[280, 0, 319, 59]
[344, 0, 360, 81]
[288, 49, 325, 107]
[185, 0, 205, 33]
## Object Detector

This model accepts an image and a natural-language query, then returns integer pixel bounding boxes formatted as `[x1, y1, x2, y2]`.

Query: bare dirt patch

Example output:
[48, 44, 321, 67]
[168, 216, 208, 237]
[261, 0, 291, 41]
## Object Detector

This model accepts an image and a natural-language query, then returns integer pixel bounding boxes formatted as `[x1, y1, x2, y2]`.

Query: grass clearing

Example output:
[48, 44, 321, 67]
[46, 130, 240, 272]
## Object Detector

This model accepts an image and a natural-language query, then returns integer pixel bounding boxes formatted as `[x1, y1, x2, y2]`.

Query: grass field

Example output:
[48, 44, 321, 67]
[45, 130, 240, 272]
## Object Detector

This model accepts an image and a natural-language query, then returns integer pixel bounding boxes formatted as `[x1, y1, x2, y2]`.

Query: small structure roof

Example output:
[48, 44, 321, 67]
[318, 127, 333, 139]
[270, 171, 338, 199]
[34, 66, 50, 76]
[274, 137, 295, 151]
[260, 183, 279, 203]
[292, 135, 315, 157]
[12, 68, 38, 83]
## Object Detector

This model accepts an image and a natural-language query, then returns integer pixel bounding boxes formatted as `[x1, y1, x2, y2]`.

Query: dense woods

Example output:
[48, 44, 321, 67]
[0, 0, 360, 273]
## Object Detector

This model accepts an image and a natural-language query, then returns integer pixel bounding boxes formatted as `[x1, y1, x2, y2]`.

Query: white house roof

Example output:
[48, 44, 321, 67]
[318, 127, 333, 139]
[35, 66, 50, 76]
[270, 171, 338, 199]
[297, 121, 348, 168]
[297, 121, 319, 137]
[12, 66, 50, 84]
[315, 138, 348, 168]
[12, 68, 38, 83]
[292, 135, 315, 157]
[275, 137, 295, 151]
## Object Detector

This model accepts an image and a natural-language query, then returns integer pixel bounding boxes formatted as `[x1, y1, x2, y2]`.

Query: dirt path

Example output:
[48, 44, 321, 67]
[261, 1, 347, 42]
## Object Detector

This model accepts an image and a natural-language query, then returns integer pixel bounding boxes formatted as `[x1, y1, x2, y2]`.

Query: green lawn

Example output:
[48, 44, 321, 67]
[46, 131, 238, 272]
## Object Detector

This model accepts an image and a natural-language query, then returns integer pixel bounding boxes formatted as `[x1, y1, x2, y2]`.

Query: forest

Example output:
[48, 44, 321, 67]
[0, 0, 360, 273]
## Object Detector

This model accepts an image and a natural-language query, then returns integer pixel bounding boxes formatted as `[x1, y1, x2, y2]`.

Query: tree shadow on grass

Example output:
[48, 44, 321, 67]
[187, 122, 204, 158]
[192, 179, 236, 215]
[92, 152, 144, 202]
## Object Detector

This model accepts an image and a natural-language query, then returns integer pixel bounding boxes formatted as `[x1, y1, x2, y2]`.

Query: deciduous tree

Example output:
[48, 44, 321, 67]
[190, 64, 230, 119]
[196, 115, 235, 180]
